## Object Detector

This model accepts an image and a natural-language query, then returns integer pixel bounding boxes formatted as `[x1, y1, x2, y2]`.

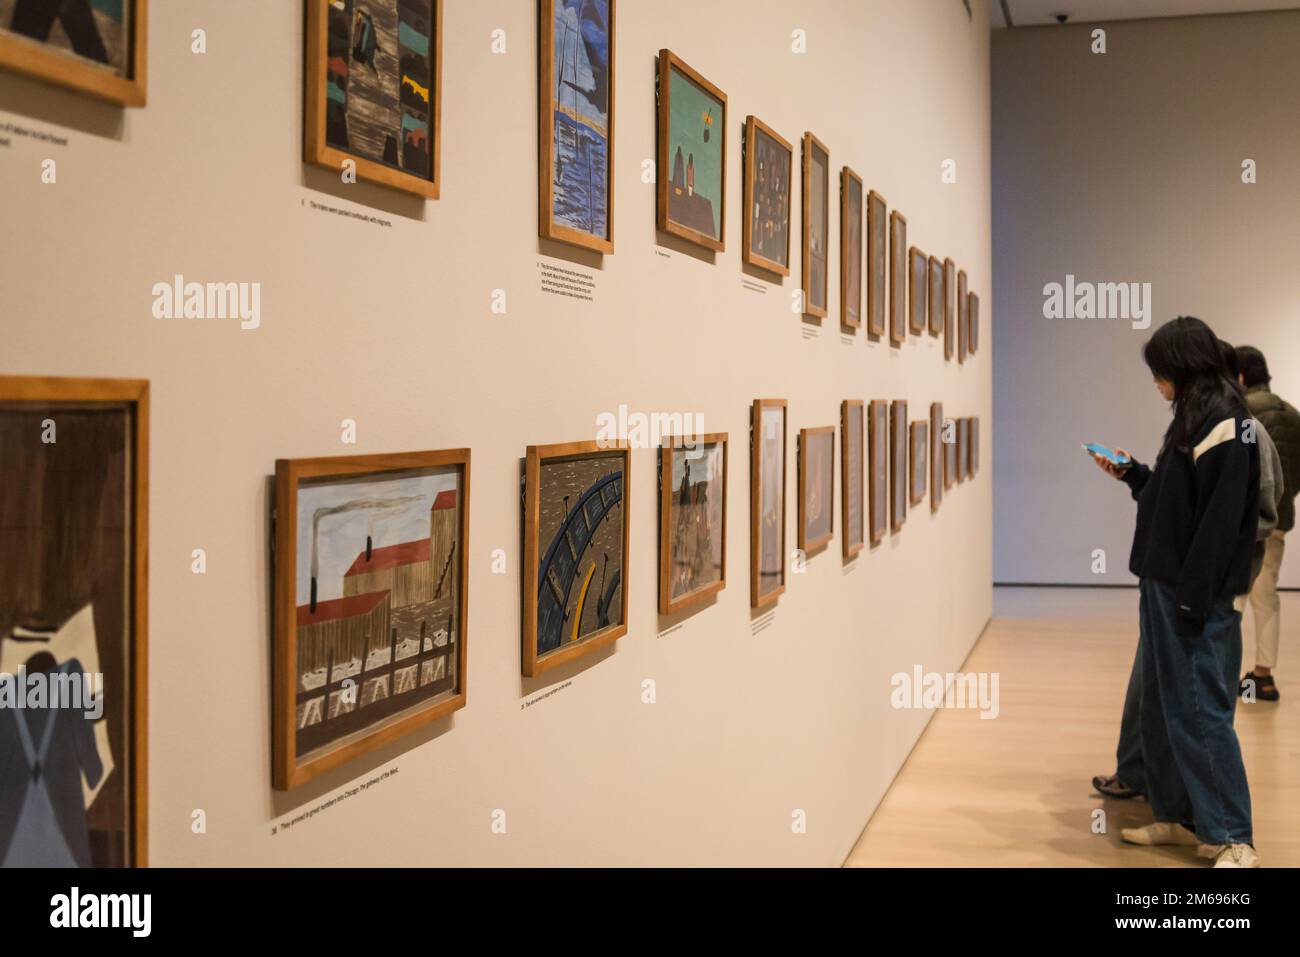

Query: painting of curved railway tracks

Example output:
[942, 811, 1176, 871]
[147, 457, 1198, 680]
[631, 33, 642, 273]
[523, 441, 629, 676]
[273, 449, 469, 790]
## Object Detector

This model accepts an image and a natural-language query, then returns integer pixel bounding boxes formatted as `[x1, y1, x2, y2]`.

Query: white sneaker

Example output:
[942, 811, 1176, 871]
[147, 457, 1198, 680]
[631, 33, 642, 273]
[1120, 822, 1200, 846]
[1212, 844, 1259, 868]
[1197, 843, 1226, 859]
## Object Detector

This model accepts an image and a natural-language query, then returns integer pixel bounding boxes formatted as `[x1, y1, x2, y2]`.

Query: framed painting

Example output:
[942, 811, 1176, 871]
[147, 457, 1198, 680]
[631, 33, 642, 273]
[0, 0, 146, 105]
[867, 190, 887, 338]
[971, 417, 980, 474]
[957, 417, 970, 482]
[969, 291, 980, 354]
[890, 400, 907, 532]
[927, 255, 943, 337]
[0, 375, 149, 867]
[539, 0, 615, 252]
[943, 257, 957, 360]
[798, 426, 834, 554]
[945, 411, 957, 489]
[750, 399, 786, 608]
[839, 167, 863, 328]
[523, 440, 628, 676]
[841, 400, 864, 559]
[656, 49, 726, 251]
[659, 434, 727, 615]
[274, 448, 469, 790]
[890, 211, 907, 346]
[742, 116, 792, 276]
[909, 420, 928, 507]
[868, 400, 888, 545]
[908, 246, 927, 336]
[930, 401, 944, 512]
[957, 268, 969, 363]
[305, 0, 442, 199]
[800, 133, 830, 319]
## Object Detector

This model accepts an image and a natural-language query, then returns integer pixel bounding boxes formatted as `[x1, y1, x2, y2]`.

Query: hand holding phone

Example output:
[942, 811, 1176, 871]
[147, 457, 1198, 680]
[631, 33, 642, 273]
[1084, 442, 1132, 478]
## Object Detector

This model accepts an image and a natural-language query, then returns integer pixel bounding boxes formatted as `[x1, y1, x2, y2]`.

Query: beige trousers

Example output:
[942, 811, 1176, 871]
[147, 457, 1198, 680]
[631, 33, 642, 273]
[1247, 530, 1286, 669]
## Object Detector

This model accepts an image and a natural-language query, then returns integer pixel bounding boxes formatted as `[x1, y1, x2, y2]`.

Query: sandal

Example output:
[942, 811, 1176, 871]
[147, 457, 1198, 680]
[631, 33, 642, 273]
[1240, 671, 1280, 702]
[1092, 772, 1142, 799]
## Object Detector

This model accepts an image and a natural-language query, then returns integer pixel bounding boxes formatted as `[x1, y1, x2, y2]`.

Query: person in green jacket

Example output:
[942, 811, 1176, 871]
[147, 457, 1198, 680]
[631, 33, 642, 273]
[1236, 346, 1300, 701]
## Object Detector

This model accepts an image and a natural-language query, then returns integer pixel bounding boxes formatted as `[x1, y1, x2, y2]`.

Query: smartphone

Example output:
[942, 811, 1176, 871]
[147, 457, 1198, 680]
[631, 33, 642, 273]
[1083, 442, 1131, 466]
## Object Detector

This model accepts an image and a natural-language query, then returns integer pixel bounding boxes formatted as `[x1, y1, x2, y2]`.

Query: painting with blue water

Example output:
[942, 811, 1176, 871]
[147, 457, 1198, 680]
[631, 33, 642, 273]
[540, 0, 614, 252]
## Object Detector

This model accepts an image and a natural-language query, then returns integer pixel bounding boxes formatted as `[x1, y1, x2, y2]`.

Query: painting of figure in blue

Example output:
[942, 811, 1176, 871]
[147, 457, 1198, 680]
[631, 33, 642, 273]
[541, 0, 613, 251]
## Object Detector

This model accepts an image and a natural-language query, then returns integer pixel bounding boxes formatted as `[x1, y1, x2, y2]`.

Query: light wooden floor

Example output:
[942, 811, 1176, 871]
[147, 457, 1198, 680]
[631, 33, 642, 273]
[845, 586, 1300, 867]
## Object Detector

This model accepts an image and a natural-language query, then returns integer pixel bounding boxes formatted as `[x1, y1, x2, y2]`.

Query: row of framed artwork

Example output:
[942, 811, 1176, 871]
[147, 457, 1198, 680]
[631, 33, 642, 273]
[1, 2, 982, 358]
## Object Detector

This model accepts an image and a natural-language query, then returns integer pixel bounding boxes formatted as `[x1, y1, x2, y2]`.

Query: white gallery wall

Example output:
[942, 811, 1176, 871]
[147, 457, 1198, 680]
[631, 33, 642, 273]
[992, 11, 1300, 588]
[0, 0, 992, 866]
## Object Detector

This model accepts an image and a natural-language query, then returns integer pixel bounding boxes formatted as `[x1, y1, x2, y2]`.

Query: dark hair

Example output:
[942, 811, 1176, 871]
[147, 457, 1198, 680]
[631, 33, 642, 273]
[1142, 317, 1245, 450]
[1218, 339, 1244, 396]
[1236, 345, 1271, 389]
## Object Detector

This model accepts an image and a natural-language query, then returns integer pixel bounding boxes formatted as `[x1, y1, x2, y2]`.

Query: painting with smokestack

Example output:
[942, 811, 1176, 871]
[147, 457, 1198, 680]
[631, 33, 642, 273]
[294, 467, 461, 758]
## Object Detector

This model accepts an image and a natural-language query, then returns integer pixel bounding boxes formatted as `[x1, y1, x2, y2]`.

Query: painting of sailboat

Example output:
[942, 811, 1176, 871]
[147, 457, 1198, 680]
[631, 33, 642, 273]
[541, 0, 614, 251]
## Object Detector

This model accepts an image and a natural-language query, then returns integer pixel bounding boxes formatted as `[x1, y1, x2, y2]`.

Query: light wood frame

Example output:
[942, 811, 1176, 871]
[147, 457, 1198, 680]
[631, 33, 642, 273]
[889, 211, 907, 346]
[930, 401, 944, 512]
[943, 257, 957, 360]
[273, 448, 469, 789]
[908, 246, 927, 336]
[957, 268, 969, 363]
[0, 375, 149, 864]
[538, 0, 616, 252]
[971, 417, 980, 474]
[741, 115, 792, 276]
[839, 167, 863, 328]
[305, 0, 443, 199]
[927, 255, 943, 337]
[0, 0, 147, 105]
[909, 420, 928, 507]
[868, 399, 888, 545]
[656, 49, 726, 251]
[658, 433, 727, 615]
[957, 417, 970, 482]
[799, 132, 830, 319]
[750, 399, 787, 608]
[890, 400, 908, 532]
[969, 291, 980, 354]
[523, 440, 630, 675]
[944, 411, 958, 489]
[797, 426, 835, 554]
[867, 190, 888, 338]
[841, 400, 864, 559]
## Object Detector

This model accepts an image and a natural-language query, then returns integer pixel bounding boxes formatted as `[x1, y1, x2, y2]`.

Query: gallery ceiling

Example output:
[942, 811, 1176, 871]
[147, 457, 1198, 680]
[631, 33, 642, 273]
[992, 0, 1300, 28]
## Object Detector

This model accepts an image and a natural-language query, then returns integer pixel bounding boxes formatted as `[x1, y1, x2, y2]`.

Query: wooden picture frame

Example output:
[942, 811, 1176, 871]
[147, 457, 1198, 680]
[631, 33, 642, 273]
[0, 0, 147, 105]
[523, 440, 629, 676]
[944, 411, 958, 489]
[868, 400, 888, 545]
[742, 115, 793, 276]
[909, 420, 928, 507]
[656, 49, 726, 251]
[538, 0, 616, 252]
[969, 291, 980, 354]
[750, 399, 787, 608]
[839, 167, 863, 328]
[658, 433, 727, 615]
[927, 255, 943, 337]
[841, 400, 864, 559]
[943, 257, 957, 360]
[957, 268, 969, 363]
[971, 417, 980, 474]
[273, 448, 470, 790]
[305, 0, 443, 199]
[800, 133, 830, 319]
[908, 246, 927, 336]
[867, 190, 887, 338]
[798, 426, 835, 554]
[930, 401, 944, 512]
[957, 417, 970, 482]
[889, 211, 907, 346]
[0, 375, 149, 866]
[890, 400, 908, 532]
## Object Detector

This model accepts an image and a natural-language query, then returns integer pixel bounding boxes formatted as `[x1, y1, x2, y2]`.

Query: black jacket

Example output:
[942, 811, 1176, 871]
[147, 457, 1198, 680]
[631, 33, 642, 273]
[1123, 408, 1259, 634]
[1245, 384, 1300, 532]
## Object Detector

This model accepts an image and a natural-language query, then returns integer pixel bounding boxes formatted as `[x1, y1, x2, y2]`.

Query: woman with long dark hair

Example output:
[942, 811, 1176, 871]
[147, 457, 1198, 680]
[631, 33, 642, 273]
[1094, 316, 1259, 867]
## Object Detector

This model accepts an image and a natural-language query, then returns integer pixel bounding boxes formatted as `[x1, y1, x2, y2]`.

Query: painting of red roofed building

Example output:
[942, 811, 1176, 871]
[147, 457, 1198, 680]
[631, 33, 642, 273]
[274, 449, 469, 790]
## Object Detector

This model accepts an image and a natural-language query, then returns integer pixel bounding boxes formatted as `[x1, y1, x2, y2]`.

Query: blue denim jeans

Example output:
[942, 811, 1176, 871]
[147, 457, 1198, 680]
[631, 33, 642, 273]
[1139, 578, 1252, 846]
[1115, 637, 1147, 794]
